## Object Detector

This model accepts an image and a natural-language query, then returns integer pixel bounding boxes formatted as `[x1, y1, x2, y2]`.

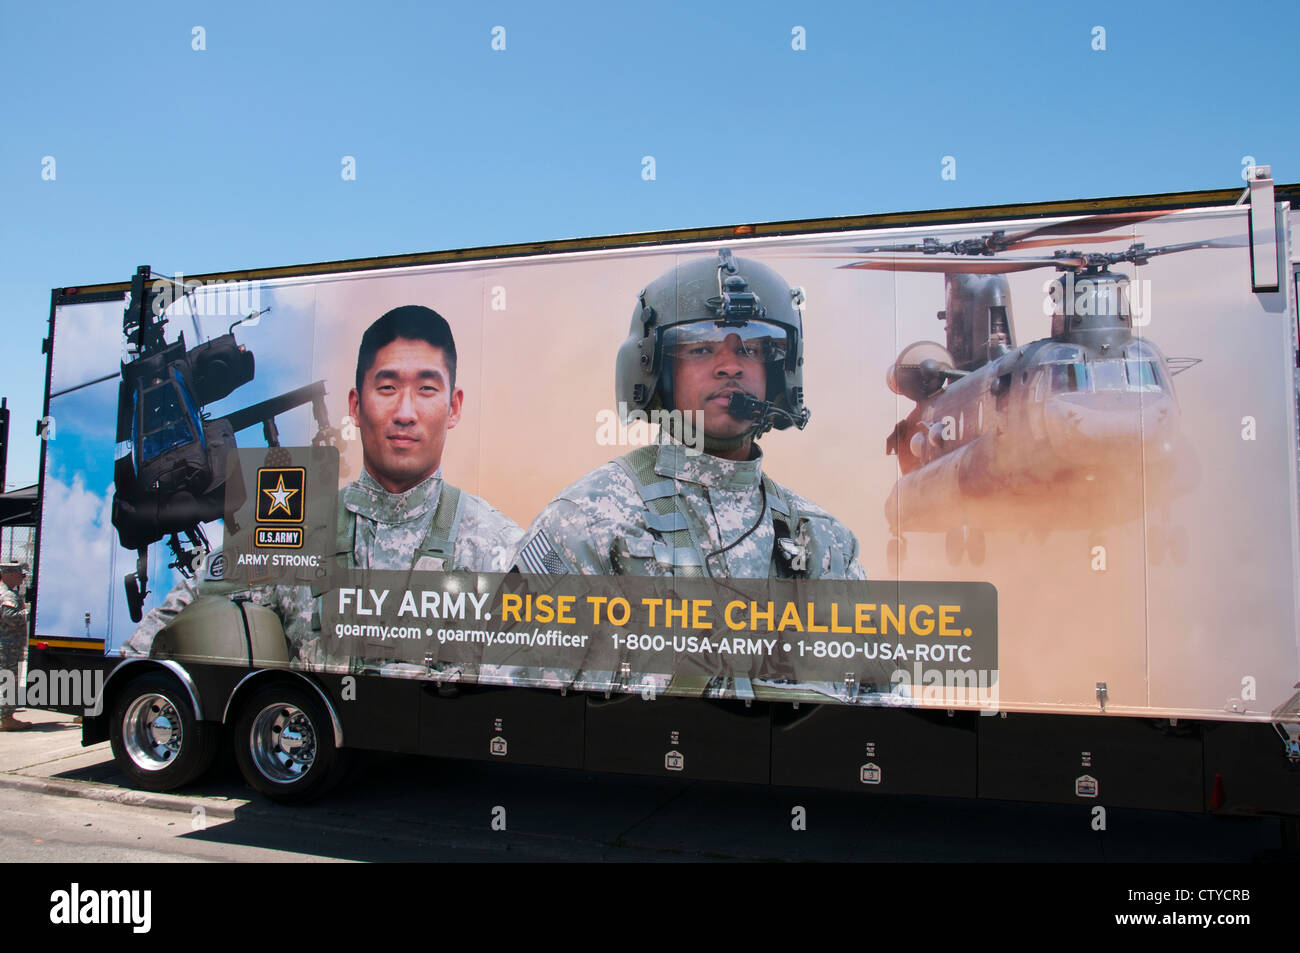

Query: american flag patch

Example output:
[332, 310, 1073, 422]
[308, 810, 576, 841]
[516, 531, 567, 574]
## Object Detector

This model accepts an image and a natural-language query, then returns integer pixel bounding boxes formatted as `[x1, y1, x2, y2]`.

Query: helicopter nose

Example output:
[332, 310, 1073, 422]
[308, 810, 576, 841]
[1044, 392, 1177, 464]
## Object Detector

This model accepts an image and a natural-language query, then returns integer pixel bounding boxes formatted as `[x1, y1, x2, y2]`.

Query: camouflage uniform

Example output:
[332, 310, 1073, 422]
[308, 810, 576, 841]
[516, 439, 865, 580]
[0, 571, 28, 719]
[497, 436, 884, 701]
[490, 248, 903, 703]
[122, 468, 522, 676]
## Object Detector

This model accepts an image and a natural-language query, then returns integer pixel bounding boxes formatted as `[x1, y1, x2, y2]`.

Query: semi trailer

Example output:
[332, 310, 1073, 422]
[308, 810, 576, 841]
[20, 170, 1300, 826]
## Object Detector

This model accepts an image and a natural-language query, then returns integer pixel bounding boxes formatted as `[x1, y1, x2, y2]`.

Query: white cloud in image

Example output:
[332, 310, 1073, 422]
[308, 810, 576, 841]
[35, 474, 222, 653]
[49, 300, 125, 397]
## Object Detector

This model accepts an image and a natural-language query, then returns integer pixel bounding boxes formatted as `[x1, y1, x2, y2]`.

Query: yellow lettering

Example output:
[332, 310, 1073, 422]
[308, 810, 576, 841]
[642, 598, 661, 627]
[909, 604, 934, 636]
[665, 600, 688, 628]
[724, 600, 746, 630]
[691, 600, 711, 628]
[939, 605, 961, 636]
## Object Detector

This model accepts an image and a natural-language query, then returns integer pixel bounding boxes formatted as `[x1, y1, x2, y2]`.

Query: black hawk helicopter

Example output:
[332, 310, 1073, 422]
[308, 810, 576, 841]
[817, 213, 1242, 567]
[111, 266, 340, 621]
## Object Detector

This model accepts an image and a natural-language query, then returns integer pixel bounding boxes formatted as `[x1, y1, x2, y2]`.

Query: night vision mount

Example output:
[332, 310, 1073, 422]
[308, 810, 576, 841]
[707, 249, 767, 322]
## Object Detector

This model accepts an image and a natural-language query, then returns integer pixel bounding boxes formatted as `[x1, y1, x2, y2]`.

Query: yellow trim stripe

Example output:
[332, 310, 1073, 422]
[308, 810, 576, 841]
[30, 639, 105, 651]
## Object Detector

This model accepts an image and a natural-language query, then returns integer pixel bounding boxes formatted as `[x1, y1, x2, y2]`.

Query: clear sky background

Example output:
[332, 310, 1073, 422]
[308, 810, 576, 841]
[1, 0, 1295, 490]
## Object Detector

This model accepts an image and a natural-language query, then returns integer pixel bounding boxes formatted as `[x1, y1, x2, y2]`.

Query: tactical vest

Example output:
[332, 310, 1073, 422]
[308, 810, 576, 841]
[327, 483, 463, 573]
[311, 484, 463, 674]
[613, 444, 826, 579]
[614, 445, 837, 696]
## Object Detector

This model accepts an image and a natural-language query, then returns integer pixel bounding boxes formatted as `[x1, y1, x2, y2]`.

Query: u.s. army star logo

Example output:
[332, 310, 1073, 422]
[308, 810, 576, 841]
[255, 467, 306, 523]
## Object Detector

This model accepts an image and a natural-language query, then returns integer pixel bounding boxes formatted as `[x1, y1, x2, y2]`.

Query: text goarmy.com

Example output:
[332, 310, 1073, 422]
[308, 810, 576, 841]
[49, 884, 151, 933]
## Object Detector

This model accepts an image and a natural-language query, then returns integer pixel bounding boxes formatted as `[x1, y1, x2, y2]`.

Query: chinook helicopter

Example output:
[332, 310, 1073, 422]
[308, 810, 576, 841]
[821, 213, 1241, 567]
[110, 266, 339, 622]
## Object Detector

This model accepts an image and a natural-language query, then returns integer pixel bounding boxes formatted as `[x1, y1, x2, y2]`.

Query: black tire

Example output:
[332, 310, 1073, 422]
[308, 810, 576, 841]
[109, 671, 219, 791]
[233, 681, 351, 803]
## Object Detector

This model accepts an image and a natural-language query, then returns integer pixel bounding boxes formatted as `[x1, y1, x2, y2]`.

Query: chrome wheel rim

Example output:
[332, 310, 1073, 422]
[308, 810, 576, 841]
[122, 693, 183, 772]
[249, 704, 317, 783]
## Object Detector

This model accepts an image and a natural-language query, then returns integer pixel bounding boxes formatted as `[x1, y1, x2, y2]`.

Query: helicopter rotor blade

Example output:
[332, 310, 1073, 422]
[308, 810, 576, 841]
[824, 210, 1168, 256]
[997, 211, 1168, 249]
[841, 255, 1088, 274]
[995, 234, 1141, 250]
[1137, 235, 1251, 257]
[49, 371, 121, 400]
[840, 232, 1140, 255]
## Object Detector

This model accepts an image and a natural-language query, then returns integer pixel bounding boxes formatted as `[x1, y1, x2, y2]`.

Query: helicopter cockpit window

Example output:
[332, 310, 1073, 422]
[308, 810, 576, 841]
[1091, 360, 1128, 393]
[1047, 359, 1162, 395]
[174, 368, 207, 448]
[1048, 362, 1091, 393]
[1124, 360, 1161, 392]
[139, 376, 198, 463]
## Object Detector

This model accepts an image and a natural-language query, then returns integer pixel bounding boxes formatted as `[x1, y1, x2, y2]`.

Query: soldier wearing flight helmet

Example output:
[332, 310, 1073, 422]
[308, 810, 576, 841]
[516, 248, 864, 581]
[504, 251, 872, 699]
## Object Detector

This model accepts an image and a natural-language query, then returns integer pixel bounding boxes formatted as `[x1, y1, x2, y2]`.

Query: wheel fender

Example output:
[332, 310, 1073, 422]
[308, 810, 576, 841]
[222, 670, 344, 748]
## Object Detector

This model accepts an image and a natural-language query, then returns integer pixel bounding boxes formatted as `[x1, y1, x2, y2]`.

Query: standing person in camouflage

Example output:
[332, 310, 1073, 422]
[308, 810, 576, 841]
[0, 560, 33, 730]
[123, 306, 522, 674]
[507, 250, 875, 701]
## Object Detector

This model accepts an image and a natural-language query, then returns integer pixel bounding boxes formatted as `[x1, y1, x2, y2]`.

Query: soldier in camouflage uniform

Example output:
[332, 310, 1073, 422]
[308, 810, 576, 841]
[123, 306, 522, 675]
[1, 559, 33, 730]
[504, 251, 888, 703]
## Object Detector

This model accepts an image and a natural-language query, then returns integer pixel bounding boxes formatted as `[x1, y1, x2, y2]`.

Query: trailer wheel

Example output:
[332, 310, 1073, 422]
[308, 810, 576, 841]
[109, 671, 218, 791]
[233, 682, 349, 803]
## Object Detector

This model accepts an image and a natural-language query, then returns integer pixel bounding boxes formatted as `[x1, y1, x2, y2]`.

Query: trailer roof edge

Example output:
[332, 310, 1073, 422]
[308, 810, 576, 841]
[55, 182, 1300, 296]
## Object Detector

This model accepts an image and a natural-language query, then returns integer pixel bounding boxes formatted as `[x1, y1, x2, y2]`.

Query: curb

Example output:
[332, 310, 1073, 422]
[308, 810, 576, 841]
[0, 771, 245, 818]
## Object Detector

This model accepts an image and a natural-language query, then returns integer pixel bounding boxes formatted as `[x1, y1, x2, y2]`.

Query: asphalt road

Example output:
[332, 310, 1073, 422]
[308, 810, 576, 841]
[1, 732, 1286, 863]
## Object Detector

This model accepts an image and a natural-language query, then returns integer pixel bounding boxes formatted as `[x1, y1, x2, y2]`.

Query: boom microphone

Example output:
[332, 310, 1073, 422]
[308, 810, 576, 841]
[727, 392, 811, 434]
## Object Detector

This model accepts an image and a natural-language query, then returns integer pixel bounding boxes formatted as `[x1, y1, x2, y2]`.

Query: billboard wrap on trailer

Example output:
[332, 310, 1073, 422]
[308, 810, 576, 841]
[34, 197, 1299, 727]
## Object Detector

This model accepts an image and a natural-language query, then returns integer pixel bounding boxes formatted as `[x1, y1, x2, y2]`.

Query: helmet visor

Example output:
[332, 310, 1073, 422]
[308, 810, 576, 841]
[661, 320, 789, 366]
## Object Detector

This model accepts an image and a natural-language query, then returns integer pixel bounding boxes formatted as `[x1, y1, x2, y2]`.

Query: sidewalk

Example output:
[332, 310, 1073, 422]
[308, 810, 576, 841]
[0, 708, 99, 772]
[0, 708, 249, 817]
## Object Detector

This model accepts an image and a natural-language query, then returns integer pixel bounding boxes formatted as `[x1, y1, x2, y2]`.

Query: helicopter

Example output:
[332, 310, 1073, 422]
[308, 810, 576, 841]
[816, 213, 1242, 567]
[109, 265, 340, 622]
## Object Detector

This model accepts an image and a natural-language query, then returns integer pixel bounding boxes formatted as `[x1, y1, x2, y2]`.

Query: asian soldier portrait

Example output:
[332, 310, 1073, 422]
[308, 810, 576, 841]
[124, 305, 522, 674]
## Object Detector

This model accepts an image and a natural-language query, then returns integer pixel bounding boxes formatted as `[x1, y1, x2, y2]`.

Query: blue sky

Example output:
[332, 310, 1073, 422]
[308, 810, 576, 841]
[2, 0, 1296, 489]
